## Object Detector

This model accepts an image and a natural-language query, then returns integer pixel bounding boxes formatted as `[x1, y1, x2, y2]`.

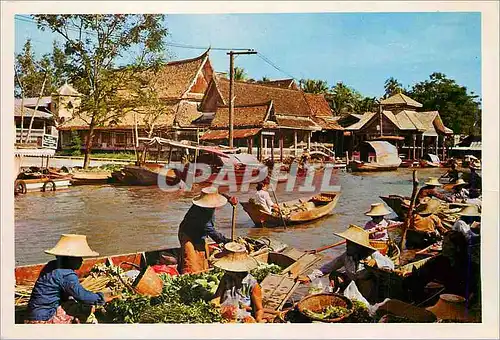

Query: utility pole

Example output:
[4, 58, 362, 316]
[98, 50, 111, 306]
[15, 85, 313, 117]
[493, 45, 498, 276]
[227, 49, 257, 148]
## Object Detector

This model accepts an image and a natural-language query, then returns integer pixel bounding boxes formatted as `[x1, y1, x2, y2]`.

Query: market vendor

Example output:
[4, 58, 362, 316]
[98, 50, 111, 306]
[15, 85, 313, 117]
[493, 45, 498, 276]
[467, 163, 482, 192]
[178, 187, 236, 274]
[442, 162, 460, 183]
[298, 225, 394, 303]
[417, 177, 452, 203]
[406, 199, 447, 249]
[211, 242, 264, 323]
[448, 179, 469, 202]
[25, 234, 119, 324]
[363, 203, 402, 241]
[254, 182, 279, 214]
[452, 205, 481, 241]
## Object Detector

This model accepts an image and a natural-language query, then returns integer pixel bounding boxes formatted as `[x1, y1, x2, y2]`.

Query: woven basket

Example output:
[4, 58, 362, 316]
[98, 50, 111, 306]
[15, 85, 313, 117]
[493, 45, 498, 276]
[132, 266, 164, 297]
[369, 240, 389, 255]
[297, 293, 353, 323]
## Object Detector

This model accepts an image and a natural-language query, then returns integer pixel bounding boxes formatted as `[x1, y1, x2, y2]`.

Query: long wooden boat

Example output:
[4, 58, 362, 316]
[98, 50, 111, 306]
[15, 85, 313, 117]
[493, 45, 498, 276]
[71, 171, 112, 186]
[241, 192, 340, 227]
[379, 195, 410, 220]
[112, 164, 178, 186]
[350, 160, 399, 172]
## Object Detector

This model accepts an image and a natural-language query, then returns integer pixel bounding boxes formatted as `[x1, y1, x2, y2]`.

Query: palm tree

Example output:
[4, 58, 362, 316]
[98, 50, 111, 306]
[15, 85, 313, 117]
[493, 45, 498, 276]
[328, 82, 357, 116]
[261, 76, 270, 82]
[300, 79, 329, 94]
[233, 67, 247, 81]
[384, 77, 404, 98]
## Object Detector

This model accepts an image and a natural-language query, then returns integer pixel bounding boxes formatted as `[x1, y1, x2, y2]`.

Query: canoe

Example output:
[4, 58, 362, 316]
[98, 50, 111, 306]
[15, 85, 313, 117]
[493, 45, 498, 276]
[241, 192, 340, 227]
[350, 160, 399, 172]
[112, 165, 178, 186]
[71, 171, 112, 185]
[419, 159, 441, 168]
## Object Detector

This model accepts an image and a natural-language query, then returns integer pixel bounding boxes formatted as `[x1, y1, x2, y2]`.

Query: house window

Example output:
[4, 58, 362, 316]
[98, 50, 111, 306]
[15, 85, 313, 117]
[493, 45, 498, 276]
[115, 133, 126, 145]
[101, 132, 111, 144]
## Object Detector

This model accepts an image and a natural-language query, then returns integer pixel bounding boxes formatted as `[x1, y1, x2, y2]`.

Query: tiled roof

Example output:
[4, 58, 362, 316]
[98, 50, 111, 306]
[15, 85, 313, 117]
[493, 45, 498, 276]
[200, 128, 262, 141]
[311, 116, 343, 130]
[345, 109, 452, 135]
[211, 102, 272, 128]
[304, 93, 332, 117]
[58, 103, 177, 130]
[214, 77, 312, 117]
[257, 79, 298, 90]
[15, 97, 52, 108]
[345, 112, 376, 130]
[275, 114, 320, 130]
[150, 50, 210, 99]
[14, 104, 53, 119]
[380, 92, 423, 108]
[174, 101, 203, 128]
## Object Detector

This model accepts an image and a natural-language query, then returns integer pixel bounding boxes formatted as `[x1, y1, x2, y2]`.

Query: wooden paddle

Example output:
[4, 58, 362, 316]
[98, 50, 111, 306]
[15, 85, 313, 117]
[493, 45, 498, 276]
[400, 170, 419, 252]
[269, 184, 287, 230]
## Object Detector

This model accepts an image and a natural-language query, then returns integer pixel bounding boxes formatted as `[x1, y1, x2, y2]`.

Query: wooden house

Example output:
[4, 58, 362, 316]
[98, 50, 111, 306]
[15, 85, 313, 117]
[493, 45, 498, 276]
[344, 92, 453, 160]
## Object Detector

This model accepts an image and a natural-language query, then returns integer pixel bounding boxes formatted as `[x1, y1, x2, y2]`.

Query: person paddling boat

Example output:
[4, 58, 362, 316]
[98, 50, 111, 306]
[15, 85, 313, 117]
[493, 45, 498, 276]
[177, 187, 237, 274]
[25, 234, 119, 324]
[364, 203, 402, 241]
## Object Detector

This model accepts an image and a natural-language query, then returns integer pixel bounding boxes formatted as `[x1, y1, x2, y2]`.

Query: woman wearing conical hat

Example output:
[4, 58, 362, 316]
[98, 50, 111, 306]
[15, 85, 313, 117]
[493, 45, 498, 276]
[178, 187, 236, 274]
[25, 235, 120, 324]
[211, 242, 264, 323]
[417, 177, 453, 203]
[448, 179, 470, 202]
[406, 198, 447, 249]
[452, 204, 481, 242]
[299, 225, 394, 303]
[364, 203, 402, 241]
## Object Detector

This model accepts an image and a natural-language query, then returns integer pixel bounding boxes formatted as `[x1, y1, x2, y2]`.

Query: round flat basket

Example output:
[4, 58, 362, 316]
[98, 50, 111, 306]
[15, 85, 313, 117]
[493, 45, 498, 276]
[297, 293, 353, 323]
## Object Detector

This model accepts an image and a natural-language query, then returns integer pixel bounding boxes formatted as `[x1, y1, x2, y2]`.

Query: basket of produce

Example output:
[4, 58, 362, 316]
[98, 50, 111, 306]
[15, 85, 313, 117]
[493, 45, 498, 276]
[297, 293, 353, 323]
[369, 240, 389, 255]
[310, 194, 333, 206]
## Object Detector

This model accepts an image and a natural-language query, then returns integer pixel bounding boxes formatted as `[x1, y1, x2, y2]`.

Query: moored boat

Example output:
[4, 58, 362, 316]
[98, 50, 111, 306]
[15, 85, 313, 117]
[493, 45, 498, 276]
[241, 192, 340, 227]
[71, 171, 112, 185]
[350, 141, 402, 172]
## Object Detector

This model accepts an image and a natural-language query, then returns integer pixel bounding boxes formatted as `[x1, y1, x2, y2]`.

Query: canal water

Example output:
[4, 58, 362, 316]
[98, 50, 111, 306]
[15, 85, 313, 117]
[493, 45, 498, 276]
[15, 168, 444, 266]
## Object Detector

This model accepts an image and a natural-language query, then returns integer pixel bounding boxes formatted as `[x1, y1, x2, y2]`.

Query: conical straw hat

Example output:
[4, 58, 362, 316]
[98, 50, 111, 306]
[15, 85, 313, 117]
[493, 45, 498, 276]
[426, 294, 472, 322]
[452, 179, 468, 187]
[365, 203, 391, 216]
[192, 187, 227, 208]
[458, 204, 481, 217]
[211, 242, 259, 272]
[45, 234, 99, 258]
[424, 177, 442, 186]
[334, 225, 376, 251]
[416, 199, 441, 215]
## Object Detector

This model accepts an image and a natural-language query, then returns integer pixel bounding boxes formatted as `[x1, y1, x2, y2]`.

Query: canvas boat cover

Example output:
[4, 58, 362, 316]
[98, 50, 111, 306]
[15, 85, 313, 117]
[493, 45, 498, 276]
[365, 141, 402, 167]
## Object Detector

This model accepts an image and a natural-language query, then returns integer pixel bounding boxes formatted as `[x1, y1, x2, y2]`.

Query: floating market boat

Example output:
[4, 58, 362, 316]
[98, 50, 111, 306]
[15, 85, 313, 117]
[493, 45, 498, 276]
[241, 192, 341, 227]
[419, 154, 442, 168]
[350, 141, 402, 172]
[15, 147, 72, 194]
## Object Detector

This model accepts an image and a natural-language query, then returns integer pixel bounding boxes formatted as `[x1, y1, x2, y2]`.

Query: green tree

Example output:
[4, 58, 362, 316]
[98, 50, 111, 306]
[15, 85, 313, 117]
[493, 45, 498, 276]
[327, 82, 358, 116]
[300, 79, 329, 94]
[408, 72, 481, 134]
[34, 14, 168, 169]
[383, 77, 404, 98]
[261, 76, 270, 82]
[68, 130, 82, 156]
[233, 67, 247, 81]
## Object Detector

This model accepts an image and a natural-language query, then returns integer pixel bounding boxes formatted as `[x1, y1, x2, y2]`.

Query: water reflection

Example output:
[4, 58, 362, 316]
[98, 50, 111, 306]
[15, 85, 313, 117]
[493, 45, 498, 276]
[15, 168, 444, 265]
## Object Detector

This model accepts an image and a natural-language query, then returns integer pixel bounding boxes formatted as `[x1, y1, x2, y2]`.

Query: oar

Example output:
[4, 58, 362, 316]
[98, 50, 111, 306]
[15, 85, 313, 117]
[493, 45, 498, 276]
[269, 184, 287, 230]
[306, 224, 404, 254]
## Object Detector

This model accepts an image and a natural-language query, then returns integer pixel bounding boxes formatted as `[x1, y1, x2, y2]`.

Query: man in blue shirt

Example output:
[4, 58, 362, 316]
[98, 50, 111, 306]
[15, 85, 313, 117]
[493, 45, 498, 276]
[26, 234, 119, 323]
[178, 187, 235, 274]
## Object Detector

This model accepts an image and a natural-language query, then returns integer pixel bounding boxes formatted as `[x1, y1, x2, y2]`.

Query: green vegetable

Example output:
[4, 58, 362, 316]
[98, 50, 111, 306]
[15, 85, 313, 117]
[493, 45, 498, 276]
[303, 305, 350, 320]
[250, 263, 283, 283]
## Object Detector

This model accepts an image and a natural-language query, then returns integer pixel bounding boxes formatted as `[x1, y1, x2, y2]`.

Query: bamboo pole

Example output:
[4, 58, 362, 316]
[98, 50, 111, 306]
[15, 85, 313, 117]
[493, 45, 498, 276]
[400, 170, 419, 252]
[25, 72, 48, 144]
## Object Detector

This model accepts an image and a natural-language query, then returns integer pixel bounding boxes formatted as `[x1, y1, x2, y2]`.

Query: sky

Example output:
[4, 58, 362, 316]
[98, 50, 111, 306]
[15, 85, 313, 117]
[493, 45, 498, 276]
[14, 12, 481, 98]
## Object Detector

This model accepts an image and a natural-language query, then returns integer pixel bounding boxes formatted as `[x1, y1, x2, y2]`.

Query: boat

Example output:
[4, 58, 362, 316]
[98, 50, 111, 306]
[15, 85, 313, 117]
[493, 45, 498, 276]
[113, 138, 269, 188]
[14, 147, 72, 194]
[71, 171, 112, 185]
[379, 195, 410, 220]
[14, 236, 324, 323]
[419, 154, 442, 168]
[349, 141, 402, 172]
[399, 159, 420, 168]
[241, 192, 340, 227]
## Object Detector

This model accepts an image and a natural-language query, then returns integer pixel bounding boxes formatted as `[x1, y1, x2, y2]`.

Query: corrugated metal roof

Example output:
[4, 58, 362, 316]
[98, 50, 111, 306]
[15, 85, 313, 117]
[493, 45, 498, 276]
[380, 93, 423, 108]
[345, 112, 376, 130]
[365, 141, 402, 167]
[199, 128, 262, 140]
